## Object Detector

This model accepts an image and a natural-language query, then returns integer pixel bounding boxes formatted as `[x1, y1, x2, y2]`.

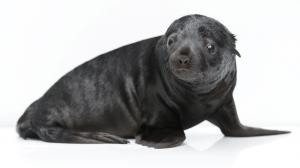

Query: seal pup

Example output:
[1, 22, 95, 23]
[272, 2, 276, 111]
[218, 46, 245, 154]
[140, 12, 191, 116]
[17, 14, 290, 148]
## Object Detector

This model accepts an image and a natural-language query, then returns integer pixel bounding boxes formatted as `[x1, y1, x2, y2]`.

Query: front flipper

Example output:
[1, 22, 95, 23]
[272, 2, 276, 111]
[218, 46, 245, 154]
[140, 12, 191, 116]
[207, 96, 290, 137]
[135, 126, 186, 149]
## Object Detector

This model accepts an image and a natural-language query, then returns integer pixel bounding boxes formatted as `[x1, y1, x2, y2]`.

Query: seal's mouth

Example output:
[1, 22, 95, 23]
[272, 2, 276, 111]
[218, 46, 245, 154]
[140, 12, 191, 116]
[171, 67, 221, 85]
[172, 68, 204, 81]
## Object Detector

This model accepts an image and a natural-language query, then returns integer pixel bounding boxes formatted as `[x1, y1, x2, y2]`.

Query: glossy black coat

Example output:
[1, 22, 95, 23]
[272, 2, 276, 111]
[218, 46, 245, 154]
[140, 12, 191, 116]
[17, 14, 289, 148]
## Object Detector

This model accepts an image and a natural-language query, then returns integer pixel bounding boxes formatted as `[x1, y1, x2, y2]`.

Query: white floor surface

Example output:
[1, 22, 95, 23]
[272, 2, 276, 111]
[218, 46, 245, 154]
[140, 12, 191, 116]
[1, 125, 298, 168]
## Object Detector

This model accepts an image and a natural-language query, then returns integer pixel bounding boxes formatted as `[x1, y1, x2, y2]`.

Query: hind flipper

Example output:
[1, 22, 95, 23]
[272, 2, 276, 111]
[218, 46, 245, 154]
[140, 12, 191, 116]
[207, 97, 290, 137]
[72, 131, 129, 144]
[17, 100, 129, 144]
[28, 126, 129, 144]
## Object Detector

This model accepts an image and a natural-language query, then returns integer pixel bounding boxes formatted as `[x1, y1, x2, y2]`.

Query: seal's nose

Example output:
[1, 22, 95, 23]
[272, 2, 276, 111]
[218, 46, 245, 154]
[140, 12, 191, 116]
[177, 57, 190, 65]
[176, 47, 191, 66]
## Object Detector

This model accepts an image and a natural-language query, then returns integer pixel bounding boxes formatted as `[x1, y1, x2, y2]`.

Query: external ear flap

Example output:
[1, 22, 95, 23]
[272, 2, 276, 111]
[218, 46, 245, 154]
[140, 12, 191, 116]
[233, 49, 241, 57]
[230, 34, 241, 57]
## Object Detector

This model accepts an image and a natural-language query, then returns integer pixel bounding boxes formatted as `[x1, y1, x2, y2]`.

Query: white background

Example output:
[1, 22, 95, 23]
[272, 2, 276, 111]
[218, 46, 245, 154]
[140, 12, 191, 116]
[1, 0, 300, 127]
[0, 0, 299, 168]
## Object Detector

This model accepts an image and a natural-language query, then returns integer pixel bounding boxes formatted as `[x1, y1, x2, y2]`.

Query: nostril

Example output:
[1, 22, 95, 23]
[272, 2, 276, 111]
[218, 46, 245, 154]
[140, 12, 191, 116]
[178, 57, 190, 65]
[183, 58, 189, 64]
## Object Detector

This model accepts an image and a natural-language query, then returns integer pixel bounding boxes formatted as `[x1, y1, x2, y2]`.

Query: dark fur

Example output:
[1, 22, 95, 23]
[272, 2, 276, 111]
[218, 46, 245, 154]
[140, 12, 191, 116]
[17, 14, 289, 148]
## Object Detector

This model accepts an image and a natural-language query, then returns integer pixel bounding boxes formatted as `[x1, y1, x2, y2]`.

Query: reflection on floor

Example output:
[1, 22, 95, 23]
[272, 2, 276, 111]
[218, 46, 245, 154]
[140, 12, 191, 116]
[0, 124, 298, 168]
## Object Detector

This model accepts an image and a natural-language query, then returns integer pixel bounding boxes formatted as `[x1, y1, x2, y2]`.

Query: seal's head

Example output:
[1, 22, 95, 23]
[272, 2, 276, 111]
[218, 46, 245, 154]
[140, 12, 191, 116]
[162, 14, 240, 86]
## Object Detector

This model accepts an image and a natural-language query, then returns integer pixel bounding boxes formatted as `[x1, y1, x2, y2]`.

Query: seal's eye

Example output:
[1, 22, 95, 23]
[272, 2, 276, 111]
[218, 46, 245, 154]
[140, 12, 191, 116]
[167, 35, 177, 48]
[167, 38, 174, 46]
[206, 44, 216, 54]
